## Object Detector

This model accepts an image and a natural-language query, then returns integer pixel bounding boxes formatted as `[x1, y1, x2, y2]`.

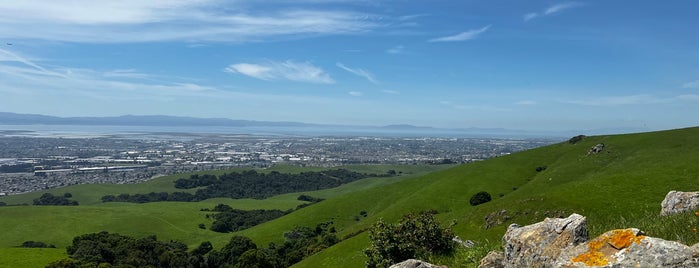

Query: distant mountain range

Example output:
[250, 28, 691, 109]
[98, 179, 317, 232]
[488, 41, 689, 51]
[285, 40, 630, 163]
[0, 112, 650, 138]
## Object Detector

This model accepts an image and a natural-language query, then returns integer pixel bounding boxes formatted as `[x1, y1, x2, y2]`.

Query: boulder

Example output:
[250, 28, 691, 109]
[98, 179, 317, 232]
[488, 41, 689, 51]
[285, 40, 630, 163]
[555, 228, 698, 267]
[477, 251, 504, 268]
[502, 213, 588, 267]
[389, 259, 443, 268]
[660, 190, 699, 216]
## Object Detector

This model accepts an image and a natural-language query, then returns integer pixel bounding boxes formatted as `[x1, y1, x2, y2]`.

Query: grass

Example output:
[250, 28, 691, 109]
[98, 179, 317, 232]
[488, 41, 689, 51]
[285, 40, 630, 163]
[0, 164, 449, 267]
[0, 248, 66, 268]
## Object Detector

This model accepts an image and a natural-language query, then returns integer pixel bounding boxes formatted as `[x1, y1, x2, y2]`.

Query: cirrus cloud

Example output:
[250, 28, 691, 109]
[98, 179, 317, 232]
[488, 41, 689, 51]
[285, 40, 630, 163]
[225, 60, 335, 84]
[429, 25, 491, 42]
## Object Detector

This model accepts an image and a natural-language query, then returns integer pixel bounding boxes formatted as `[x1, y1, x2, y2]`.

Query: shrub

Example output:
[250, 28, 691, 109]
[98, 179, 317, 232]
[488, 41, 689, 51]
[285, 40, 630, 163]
[364, 211, 455, 268]
[469, 191, 492, 206]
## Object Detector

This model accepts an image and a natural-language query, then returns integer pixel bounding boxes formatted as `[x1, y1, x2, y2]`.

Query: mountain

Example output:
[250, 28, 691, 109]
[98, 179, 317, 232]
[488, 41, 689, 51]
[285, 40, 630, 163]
[0, 112, 312, 127]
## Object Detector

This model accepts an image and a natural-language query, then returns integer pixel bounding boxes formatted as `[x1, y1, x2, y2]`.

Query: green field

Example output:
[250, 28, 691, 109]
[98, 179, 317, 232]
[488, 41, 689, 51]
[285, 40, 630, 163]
[0, 164, 449, 267]
[3, 127, 699, 267]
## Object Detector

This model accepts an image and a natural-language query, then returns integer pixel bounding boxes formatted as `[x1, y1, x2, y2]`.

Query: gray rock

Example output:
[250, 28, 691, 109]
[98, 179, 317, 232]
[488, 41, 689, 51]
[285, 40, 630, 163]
[453, 236, 475, 248]
[477, 251, 504, 268]
[389, 259, 443, 268]
[660, 190, 699, 216]
[555, 228, 698, 267]
[502, 213, 588, 268]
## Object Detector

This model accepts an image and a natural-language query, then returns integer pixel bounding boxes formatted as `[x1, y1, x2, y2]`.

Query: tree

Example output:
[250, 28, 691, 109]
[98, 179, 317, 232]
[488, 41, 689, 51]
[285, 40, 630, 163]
[469, 191, 492, 206]
[365, 211, 455, 268]
[220, 236, 257, 264]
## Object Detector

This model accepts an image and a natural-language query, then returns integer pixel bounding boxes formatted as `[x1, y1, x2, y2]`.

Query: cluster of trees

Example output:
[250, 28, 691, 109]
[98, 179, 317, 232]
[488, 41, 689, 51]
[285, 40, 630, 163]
[47, 222, 339, 268]
[33, 193, 78, 206]
[206, 204, 290, 233]
[20, 241, 55, 248]
[469, 191, 492, 206]
[297, 194, 324, 203]
[0, 163, 33, 173]
[46, 232, 198, 268]
[364, 211, 456, 268]
[103, 169, 380, 203]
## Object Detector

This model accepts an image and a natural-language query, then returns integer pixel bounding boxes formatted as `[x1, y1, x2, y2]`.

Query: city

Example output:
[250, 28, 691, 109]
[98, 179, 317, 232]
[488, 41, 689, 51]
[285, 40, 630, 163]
[0, 133, 558, 195]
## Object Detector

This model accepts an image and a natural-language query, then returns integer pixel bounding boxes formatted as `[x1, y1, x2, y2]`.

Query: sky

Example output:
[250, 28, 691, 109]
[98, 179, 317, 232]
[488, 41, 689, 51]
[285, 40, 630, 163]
[0, 0, 698, 132]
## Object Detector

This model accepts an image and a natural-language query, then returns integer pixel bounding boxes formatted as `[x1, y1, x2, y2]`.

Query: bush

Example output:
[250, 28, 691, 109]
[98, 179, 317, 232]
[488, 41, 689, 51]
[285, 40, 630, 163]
[469, 191, 492, 206]
[364, 211, 455, 268]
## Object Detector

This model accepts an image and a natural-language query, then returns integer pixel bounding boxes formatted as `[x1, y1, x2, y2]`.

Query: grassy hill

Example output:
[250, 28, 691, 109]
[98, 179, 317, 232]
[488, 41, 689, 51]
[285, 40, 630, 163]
[0, 164, 448, 267]
[274, 127, 699, 267]
[2, 127, 699, 267]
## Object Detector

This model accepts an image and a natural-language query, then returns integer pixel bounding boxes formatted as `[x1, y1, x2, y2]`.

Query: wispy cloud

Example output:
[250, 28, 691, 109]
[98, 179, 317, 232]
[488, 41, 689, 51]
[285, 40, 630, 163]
[562, 94, 665, 106]
[516, 100, 537, 105]
[524, 2, 582, 21]
[225, 60, 334, 84]
[0, 49, 218, 101]
[429, 25, 491, 42]
[681, 80, 699, 89]
[381, 89, 400, 94]
[0, 1, 384, 43]
[386, 45, 405, 54]
[336, 62, 377, 84]
[349, 91, 363, 97]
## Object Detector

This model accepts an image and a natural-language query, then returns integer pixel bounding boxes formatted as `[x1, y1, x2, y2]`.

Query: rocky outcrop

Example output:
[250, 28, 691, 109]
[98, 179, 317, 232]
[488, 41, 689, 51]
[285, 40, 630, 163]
[502, 213, 588, 267]
[477, 251, 504, 268]
[555, 228, 698, 267]
[480, 214, 699, 267]
[389, 259, 443, 268]
[660, 190, 699, 216]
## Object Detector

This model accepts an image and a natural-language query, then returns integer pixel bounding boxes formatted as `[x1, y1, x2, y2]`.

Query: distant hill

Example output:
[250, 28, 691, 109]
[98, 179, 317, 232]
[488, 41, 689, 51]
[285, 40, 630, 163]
[0, 112, 311, 127]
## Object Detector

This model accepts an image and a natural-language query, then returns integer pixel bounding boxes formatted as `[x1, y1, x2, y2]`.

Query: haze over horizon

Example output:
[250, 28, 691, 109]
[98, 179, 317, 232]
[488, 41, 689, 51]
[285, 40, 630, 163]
[1, 1, 698, 132]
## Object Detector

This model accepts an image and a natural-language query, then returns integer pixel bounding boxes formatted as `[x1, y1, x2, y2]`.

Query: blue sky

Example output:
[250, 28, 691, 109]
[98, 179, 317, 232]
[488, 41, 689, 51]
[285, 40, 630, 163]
[0, 1, 698, 132]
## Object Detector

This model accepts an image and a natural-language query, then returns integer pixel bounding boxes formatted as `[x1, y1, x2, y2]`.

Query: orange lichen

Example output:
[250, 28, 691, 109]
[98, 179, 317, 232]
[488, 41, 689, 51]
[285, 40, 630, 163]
[571, 229, 645, 266]
[695, 211, 699, 217]
[571, 251, 609, 266]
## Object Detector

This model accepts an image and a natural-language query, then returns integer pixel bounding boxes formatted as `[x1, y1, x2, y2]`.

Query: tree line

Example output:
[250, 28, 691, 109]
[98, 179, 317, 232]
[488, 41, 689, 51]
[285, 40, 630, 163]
[46, 221, 339, 268]
[102, 169, 388, 203]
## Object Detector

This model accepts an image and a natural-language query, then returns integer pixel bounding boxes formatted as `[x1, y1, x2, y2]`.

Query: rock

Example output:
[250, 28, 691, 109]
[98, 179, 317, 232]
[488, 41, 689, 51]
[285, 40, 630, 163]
[660, 190, 699, 216]
[555, 228, 698, 267]
[502, 213, 588, 268]
[452, 236, 475, 248]
[587, 143, 605, 155]
[485, 209, 511, 229]
[477, 251, 504, 268]
[389, 259, 443, 268]
[691, 243, 699, 258]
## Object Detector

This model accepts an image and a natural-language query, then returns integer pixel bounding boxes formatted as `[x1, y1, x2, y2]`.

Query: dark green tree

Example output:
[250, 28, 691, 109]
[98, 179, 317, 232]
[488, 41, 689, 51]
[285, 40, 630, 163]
[469, 191, 492, 206]
[364, 211, 455, 268]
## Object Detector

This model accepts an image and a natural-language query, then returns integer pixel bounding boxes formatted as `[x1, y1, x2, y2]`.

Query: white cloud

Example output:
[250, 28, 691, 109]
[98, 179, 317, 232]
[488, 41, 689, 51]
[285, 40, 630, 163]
[523, 13, 539, 21]
[225, 60, 335, 84]
[0, 1, 383, 43]
[524, 2, 582, 21]
[429, 25, 491, 42]
[349, 91, 363, 96]
[336, 62, 377, 84]
[386, 45, 405, 54]
[676, 94, 699, 101]
[681, 80, 699, 89]
[381, 89, 399, 94]
[545, 2, 581, 15]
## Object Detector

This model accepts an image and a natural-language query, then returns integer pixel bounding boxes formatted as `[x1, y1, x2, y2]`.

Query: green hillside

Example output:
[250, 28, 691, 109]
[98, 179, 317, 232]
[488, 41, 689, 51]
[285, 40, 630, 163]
[272, 127, 699, 267]
[2, 127, 699, 267]
[0, 164, 448, 267]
